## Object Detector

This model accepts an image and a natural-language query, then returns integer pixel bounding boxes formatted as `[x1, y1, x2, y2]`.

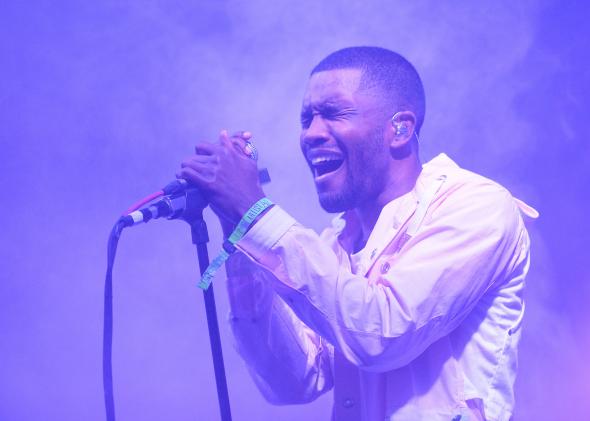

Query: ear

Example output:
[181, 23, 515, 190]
[388, 111, 417, 151]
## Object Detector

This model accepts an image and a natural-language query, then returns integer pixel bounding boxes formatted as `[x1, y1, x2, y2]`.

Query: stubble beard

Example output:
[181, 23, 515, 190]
[317, 127, 386, 213]
[317, 171, 358, 213]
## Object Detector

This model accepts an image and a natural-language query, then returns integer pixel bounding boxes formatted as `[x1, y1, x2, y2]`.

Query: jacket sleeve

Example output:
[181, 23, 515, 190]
[226, 251, 334, 404]
[234, 181, 530, 373]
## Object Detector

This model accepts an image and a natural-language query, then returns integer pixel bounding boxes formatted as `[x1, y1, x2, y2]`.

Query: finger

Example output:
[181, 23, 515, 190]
[229, 138, 255, 160]
[229, 136, 247, 154]
[227, 131, 256, 159]
[176, 166, 213, 185]
[218, 129, 231, 148]
[179, 159, 217, 176]
[230, 130, 252, 140]
[220, 129, 244, 158]
[229, 131, 252, 152]
[181, 154, 216, 168]
[194, 141, 218, 155]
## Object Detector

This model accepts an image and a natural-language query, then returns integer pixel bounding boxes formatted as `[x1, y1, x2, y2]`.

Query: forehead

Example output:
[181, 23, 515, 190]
[302, 68, 364, 108]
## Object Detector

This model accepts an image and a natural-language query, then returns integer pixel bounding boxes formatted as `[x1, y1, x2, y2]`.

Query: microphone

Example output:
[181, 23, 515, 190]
[120, 168, 271, 228]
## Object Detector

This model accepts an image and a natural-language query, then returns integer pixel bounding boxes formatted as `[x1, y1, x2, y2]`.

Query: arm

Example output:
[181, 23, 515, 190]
[235, 181, 529, 372]
[176, 131, 333, 404]
[225, 252, 334, 404]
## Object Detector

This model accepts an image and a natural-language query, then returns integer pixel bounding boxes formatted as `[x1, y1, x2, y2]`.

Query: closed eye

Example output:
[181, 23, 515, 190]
[300, 112, 313, 128]
[300, 108, 356, 128]
[328, 110, 354, 120]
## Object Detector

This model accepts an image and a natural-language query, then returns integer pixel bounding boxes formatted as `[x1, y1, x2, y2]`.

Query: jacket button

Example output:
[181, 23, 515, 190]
[370, 248, 377, 259]
[343, 398, 354, 408]
[380, 261, 390, 274]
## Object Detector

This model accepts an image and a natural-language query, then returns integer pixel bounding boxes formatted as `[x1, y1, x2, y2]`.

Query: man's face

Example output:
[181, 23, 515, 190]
[300, 68, 391, 213]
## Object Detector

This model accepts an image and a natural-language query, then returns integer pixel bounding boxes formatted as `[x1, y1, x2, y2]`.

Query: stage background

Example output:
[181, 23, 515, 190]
[1, 1, 588, 420]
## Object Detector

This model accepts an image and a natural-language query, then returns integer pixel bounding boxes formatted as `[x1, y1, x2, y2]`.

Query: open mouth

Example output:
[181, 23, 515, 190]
[310, 156, 344, 178]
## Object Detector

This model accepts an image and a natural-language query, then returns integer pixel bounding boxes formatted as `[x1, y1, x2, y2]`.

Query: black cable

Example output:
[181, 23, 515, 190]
[103, 220, 125, 421]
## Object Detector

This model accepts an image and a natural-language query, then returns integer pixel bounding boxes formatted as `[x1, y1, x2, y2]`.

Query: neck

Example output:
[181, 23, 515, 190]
[353, 154, 422, 251]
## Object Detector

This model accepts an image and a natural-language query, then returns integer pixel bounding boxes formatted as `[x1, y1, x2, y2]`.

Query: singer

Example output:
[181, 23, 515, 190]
[177, 47, 535, 421]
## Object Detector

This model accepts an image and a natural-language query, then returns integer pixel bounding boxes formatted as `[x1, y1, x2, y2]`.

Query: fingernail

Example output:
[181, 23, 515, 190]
[243, 131, 252, 139]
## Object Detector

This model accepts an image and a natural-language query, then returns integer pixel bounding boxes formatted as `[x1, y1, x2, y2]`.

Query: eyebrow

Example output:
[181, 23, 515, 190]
[301, 97, 353, 113]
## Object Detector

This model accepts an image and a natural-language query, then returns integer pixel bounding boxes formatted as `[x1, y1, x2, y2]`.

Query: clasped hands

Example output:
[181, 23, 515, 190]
[176, 130, 265, 230]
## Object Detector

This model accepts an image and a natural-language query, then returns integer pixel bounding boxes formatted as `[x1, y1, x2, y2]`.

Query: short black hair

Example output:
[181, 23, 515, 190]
[311, 46, 426, 133]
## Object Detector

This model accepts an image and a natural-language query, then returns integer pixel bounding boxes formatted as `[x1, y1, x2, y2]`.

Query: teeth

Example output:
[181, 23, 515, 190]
[311, 156, 340, 165]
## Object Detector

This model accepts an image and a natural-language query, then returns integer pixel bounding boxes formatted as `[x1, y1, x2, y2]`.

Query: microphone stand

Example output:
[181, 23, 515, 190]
[182, 189, 232, 421]
[109, 174, 276, 420]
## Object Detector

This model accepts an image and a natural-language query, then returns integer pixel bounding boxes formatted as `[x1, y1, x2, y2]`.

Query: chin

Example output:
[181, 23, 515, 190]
[318, 191, 355, 213]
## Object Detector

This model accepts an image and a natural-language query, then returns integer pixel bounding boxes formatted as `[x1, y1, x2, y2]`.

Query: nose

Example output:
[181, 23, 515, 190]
[300, 114, 330, 151]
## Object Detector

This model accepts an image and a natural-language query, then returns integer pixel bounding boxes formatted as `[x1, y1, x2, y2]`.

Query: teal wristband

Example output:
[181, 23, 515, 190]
[198, 197, 274, 290]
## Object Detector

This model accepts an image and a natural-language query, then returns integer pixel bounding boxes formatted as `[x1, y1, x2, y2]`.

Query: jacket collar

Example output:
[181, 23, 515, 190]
[332, 153, 458, 254]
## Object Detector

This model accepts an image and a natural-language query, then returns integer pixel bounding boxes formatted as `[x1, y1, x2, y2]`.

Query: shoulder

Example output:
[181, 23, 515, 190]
[422, 154, 523, 239]
[425, 153, 516, 206]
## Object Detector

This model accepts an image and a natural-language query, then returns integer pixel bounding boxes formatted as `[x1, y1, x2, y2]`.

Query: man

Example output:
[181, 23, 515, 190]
[178, 47, 534, 421]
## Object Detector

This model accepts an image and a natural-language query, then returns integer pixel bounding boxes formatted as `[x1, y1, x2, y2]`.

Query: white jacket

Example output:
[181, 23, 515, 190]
[226, 154, 535, 420]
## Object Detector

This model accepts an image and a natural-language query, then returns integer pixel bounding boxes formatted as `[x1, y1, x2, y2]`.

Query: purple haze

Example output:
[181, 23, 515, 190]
[0, 1, 588, 420]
